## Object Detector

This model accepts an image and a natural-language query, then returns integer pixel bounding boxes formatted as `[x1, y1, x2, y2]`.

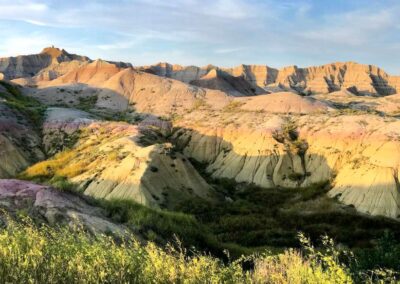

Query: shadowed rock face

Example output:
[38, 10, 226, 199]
[0, 179, 129, 235]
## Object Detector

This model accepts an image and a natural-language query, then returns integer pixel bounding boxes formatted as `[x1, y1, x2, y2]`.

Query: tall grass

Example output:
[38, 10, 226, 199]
[0, 217, 383, 284]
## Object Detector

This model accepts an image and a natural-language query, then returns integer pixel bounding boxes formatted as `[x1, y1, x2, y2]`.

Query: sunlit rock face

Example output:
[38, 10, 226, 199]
[142, 62, 400, 96]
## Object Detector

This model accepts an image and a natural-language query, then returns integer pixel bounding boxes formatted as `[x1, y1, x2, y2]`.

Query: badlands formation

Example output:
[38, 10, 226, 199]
[1, 47, 400, 222]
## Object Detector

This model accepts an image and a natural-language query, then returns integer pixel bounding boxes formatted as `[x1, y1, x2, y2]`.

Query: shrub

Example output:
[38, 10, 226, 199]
[0, 218, 249, 283]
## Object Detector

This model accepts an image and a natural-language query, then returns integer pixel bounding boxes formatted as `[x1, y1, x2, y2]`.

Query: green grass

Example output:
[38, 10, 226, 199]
[4, 217, 400, 283]
[175, 180, 400, 254]
[0, 80, 46, 127]
[77, 95, 97, 111]
[97, 199, 221, 253]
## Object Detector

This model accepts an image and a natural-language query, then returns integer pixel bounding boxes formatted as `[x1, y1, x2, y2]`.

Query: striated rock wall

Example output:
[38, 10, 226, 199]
[173, 113, 400, 219]
[142, 62, 400, 96]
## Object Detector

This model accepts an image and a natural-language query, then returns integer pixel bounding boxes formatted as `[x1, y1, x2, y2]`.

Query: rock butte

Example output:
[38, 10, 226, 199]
[1, 46, 400, 220]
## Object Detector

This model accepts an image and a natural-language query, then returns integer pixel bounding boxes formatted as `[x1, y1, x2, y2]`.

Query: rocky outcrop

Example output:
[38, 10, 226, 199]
[10, 47, 400, 220]
[142, 62, 399, 96]
[0, 179, 129, 235]
[0, 47, 89, 80]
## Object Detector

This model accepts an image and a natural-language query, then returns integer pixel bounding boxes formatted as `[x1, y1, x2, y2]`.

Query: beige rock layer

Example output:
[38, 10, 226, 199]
[142, 62, 399, 96]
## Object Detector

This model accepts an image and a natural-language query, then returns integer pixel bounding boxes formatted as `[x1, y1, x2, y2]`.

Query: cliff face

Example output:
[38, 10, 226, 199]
[142, 62, 400, 96]
[0, 179, 129, 233]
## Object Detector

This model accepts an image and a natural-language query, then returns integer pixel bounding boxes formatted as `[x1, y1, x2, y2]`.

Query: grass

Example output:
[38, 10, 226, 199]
[77, 95, 97, 111]
[222, 100, 245, 112]
[1, 217, 397, 283]
[0, 80, 46, 128]
[174, 175, 400, 257]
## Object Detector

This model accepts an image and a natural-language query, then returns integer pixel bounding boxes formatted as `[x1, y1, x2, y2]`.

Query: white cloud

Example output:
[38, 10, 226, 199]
[0, 1, 49, 26]
[0, 0, 399, 73]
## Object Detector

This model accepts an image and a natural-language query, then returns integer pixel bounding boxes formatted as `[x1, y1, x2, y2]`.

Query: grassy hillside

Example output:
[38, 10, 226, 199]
[0, 81, 46, 127]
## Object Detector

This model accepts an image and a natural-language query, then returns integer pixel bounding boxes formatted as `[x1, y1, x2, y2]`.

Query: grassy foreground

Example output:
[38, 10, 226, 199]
[0, 218, 397, 283]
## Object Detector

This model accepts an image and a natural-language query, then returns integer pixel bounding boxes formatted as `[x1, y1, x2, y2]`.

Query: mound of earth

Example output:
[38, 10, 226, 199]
[240, 92, 330, 114]
[190, 69, 266, 97]
[24, 108, 214, 209]
[30, 64, 231, 115]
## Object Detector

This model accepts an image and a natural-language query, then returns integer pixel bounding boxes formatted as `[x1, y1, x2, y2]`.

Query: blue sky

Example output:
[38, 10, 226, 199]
[0, 0, 399, 74]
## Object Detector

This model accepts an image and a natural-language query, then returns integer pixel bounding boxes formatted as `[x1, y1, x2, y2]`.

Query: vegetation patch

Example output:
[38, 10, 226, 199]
[0, 218, 397, 283]
[77, 95, 97, 111]
[176, 161, 400, 262]
[0, 80, 46, 128]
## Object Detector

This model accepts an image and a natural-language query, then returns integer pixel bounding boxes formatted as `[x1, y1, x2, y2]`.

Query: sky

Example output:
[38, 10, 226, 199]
[0, 0, 399, 74]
